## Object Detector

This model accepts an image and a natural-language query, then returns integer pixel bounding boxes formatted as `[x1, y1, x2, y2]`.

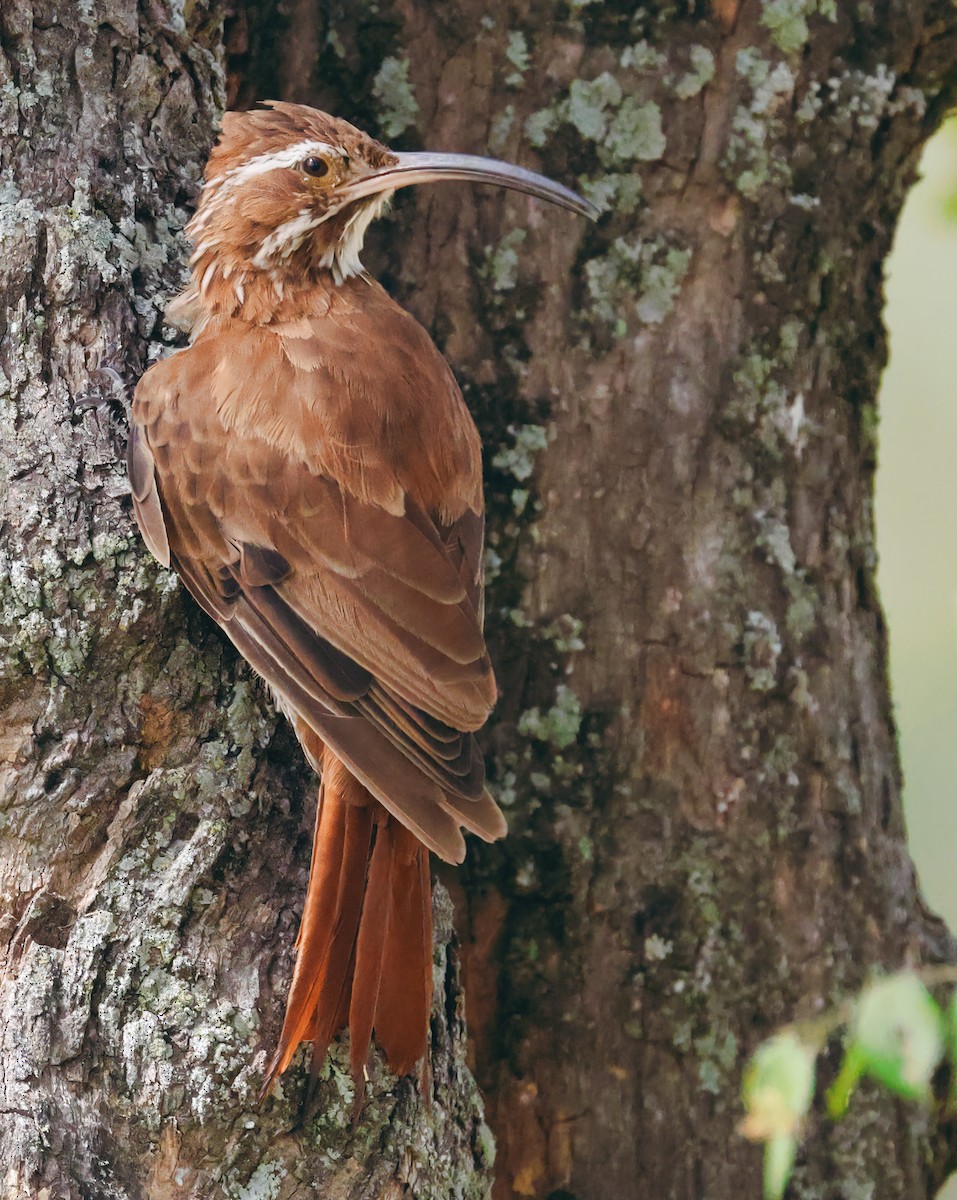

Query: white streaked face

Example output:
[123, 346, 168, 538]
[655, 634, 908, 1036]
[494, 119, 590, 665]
[218, 139, 343, 192]
[189, 137, 393, 286]
[186, 112, 595, 299]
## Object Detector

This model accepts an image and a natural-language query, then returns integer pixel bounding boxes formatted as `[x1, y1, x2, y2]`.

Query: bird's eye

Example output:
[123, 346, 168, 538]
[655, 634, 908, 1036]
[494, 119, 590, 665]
[302, 156, 330, 178]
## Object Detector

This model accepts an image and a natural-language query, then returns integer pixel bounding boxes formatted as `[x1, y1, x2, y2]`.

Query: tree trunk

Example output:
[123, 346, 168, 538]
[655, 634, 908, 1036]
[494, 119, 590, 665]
[2, 1, 957, 1198]
[0, 3, 490, 1197]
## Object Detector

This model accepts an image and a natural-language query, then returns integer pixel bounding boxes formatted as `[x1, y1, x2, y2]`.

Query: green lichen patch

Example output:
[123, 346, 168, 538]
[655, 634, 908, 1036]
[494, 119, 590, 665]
[723, 49, 796, 199]
[516, 37, 670, 230]
[606, 96, 666, 162]
[0, 527, 179, 687]
[581, 171, 643, 216]
[525, 71, 666, 169]
[504, 31, 530, 88]
[491, 422, 549, 483]
[673, 45, 716, 100]
[483, 599, 596, 827]
[826, 65, 923, 141]
[760, 0, 837, 56]
[525, 63, 666, 226]
[724, 321, 810, 463]
[518, 683, 583, 751]
[489, 104, 516, 155]
[585, 235, 692, 335]
[721, 319, 825, 657]
[228, 1160, 286, 1200]
[567, 73, 623, 140]
[541, 613, 586, 655]
[697, 1028, 739, 1094]
[481, 228, 528, 293]
[372, 56, 420, 139]
[619, 41, 666, 72]
[743, 611, 782, 692]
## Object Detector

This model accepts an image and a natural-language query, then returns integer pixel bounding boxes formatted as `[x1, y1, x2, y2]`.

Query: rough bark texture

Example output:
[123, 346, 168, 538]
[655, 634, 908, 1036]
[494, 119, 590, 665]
[0, 3, 491, 1198]
[2, 1, 957, 1199]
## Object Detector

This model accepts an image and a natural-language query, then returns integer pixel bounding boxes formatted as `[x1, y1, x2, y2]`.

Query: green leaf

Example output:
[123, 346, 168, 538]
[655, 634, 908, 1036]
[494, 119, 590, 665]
[764, 1135, 797, 1200]
[826, 1043, 866, 1119]
[741, 1031, 816, 1141]
[945, 990, 957, 1106]
[834, 973, 945, 1109]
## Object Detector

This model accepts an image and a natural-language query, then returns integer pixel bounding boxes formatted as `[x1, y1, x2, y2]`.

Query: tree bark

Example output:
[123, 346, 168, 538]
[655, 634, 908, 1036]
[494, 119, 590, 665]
[0, 3, 490, 1198]
[2, 1, 957, 1199]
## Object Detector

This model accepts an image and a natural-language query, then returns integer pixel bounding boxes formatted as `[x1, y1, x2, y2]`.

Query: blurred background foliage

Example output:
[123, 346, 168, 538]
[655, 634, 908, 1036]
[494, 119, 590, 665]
[881, 118, 957, 1200]
[877, 116, 957, 948]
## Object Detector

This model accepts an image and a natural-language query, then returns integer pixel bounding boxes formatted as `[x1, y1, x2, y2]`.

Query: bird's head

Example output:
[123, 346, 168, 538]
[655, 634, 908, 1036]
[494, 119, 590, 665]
[184, 101, 596, 317]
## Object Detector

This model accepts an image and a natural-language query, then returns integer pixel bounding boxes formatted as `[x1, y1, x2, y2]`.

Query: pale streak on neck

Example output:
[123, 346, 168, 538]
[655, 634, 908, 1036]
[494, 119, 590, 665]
[182, 182, 394, 327]
[319, 191, 393, 284]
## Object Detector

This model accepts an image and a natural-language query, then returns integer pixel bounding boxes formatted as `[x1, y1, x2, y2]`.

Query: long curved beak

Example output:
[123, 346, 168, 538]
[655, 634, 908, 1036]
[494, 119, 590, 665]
[339, 151, 599, 220]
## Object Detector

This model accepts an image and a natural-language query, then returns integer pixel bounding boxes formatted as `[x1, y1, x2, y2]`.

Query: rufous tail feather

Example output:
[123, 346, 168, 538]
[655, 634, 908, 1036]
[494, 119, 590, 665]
[260, 746, 433, 1103]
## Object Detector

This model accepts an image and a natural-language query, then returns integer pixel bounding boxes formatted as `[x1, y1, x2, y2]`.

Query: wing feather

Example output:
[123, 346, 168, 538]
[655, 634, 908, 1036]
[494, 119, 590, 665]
[129, 291, 503, 860]
[128, 424, 171, 568]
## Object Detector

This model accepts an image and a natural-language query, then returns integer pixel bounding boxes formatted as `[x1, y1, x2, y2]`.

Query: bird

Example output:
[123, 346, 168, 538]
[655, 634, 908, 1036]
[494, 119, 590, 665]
[128, 101, 596, 1106]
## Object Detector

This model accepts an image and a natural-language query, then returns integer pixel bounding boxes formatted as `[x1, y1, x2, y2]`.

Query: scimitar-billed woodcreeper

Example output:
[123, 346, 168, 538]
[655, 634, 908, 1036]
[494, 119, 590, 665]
[129, 102, 596, 1104]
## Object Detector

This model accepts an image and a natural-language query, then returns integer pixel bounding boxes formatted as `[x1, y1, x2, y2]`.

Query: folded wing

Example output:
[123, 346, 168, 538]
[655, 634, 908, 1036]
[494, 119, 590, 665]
[129, 314, 504, 863]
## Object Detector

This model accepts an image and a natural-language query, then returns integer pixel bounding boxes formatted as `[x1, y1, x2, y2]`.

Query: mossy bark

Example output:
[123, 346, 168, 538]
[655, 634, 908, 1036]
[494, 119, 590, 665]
[3, 1, 957, 1198]
[275, 2, 957, 1197]
[0, 2, 490, 1197]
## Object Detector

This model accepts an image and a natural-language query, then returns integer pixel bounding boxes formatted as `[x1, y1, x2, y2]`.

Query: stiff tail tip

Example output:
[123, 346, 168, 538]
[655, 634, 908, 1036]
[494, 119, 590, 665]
[259, 760, 435, 1111]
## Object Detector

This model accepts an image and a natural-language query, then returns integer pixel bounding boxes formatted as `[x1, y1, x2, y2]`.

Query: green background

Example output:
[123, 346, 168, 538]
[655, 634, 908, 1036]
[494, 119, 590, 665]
[878, 120, 957, 938]
[878, 119, 957, 1200]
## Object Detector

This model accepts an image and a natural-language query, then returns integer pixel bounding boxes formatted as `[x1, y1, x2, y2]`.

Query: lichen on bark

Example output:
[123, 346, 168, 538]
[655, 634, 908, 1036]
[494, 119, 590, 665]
[5, 1, 957, 1198]
[0, 2, 492, 1197]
